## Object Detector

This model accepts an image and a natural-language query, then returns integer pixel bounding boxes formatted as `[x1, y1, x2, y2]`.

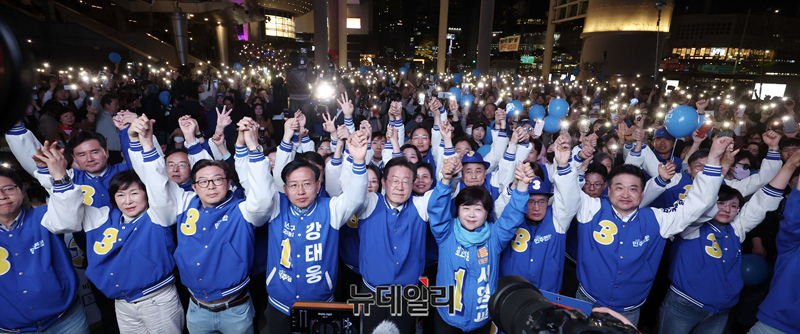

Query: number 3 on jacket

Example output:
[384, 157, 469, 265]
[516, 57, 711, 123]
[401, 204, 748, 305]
[511, 228, 531, 252]
[181, 208, 199, 235]
[593, 220, 618, 245]
[93, 228, 120, 255]
[0, 247, 10, 276]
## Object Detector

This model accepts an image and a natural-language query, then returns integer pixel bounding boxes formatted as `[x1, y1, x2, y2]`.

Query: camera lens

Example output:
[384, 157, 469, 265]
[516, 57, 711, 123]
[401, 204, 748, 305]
[488, 275, 558, 334]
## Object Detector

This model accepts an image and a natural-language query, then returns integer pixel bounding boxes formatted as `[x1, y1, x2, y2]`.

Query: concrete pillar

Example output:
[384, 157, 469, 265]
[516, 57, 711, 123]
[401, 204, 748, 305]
[476, 0, 494, 74]
[338, 0, 348, 68]
[172, 12, 189, 65]
[314, 0, 329, 70]
[216, 24, 228, 67]
[437, 0, 449, 73]
[328, 0, 339, 67]
[542, 0, 557, 80]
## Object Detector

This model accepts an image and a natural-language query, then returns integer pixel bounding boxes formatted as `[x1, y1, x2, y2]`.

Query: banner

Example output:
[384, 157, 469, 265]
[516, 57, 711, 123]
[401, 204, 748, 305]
[499, 36, 520, 52]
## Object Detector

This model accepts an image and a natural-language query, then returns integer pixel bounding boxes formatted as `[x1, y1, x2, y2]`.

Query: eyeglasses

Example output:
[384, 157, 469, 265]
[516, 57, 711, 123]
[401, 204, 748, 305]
[389, 178, 412, 188]
[167, 162, 190, 169]
[412, 136, 429, 140]
[523, 126, 534, 132]
[528, 199, 548, 206]
[286, 181, 316, 191]
[717, 201, 739, 211]
[0, 185, 19, 195]
[193, 177, 227, 188]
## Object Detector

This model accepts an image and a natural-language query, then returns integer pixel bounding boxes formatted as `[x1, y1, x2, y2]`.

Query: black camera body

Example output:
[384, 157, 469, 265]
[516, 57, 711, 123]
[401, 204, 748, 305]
[489, 275, 639, 334]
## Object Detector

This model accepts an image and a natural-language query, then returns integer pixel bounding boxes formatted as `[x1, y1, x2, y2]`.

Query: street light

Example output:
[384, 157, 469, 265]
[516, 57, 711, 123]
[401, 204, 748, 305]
[654, 2, 667, 87]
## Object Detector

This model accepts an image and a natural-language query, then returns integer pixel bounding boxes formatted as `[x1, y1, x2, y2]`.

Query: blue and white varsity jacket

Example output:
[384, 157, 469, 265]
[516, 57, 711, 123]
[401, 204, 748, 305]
[669, 186, 783, 314]
[428, 181, 528, 331]
[0, 181, 83, 332]
[497, 165, 579, 293]
[265, 161, 367, 315]
[755, 188, 800, 333]
[131, 141, 275, 303]
[574, 164, 723, 312]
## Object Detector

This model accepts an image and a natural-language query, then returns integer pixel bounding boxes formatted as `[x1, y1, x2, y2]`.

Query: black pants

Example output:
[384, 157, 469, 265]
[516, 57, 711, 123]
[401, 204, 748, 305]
[432, 308, 489, 334]
[360, 283, 417, 334]
[265, 302, 292, 334]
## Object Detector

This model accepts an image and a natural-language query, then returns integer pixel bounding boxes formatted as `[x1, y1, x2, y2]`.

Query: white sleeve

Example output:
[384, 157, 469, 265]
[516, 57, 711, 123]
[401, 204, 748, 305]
[551, 166, 580, 234]
[209, 140, 226, 161]
[355, 192, 380, 220]
[42, 90, 53, 104]
[493, 185, 512, 220]
[4, 124, 44, 180]
[731, 186, 784, 241]
[490, 152, 516, 190]
[640, 174, 677, 207]
[129, 142, 191, 227]
[576, 187, 602, 224]
[236, 151, 278, 227]
[487, 129, 510, 173]
[328, 163, 368, 229]
[325, 157, 345, 197]
[298, 135, 315, 153]
[185, 141, 214, 166]
[273, 140, 296, 192]
[411, 189, 435, 222]
[727, 152, 782, 198]
[652, 165, 724, 238]
[41, 181, 98, 234]
[639, 146, 663, 178]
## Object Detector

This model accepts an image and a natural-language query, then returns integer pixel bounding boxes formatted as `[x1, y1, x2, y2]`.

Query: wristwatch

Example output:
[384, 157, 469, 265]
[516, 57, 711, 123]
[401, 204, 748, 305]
[51, 175, 71, 185]
[249, 145, 264, 153]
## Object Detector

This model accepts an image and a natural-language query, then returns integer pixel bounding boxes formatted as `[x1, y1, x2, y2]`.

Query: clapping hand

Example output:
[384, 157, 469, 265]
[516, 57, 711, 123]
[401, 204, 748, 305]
[32, 141, 68, 180]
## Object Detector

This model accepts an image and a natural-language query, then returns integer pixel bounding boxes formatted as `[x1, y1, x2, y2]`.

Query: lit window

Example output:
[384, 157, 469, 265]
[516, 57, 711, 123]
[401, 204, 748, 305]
[347, 18, 361, 29]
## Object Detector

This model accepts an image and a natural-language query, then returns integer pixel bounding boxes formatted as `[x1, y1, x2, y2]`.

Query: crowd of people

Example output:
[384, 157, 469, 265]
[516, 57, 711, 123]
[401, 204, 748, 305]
[2, 52, 800, 334]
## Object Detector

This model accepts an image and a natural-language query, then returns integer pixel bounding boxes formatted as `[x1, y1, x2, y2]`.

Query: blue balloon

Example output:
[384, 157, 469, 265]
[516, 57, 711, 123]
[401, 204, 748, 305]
[399, 67, 408, 75]
[472, 69, 481, 78]
[529, 104, 546, 120]
[460, 94, 475, 108]
[548, 98, 569, 118]
[506, 100, 524, 116]
[543, 116, 561, 134]
[573, 68, 580, 76]
[741, 254, 769, 286]
[108, 52, 122, 64]
[448, 87, 462, 102]
[359, 66, 367, 75]
[158, 91, 170, 106]
[405, 62, 411, 68]
[453, 73, 462, 84]
[233, 62, 243, 72]
[513, 78, 520, 87]
[433, 74, 439, 82]
[664, 105, 699, 138]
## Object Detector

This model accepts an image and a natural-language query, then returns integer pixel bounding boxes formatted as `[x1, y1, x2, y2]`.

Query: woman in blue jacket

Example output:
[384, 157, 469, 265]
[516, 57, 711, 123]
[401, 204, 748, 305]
[428, 134, 573, 333]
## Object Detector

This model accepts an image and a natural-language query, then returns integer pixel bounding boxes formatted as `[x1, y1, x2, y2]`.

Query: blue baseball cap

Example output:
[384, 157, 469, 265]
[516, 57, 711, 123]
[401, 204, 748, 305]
[654, 128, 675, 140]
[528, 176, 553, 196]
[461, 151, 490, 169]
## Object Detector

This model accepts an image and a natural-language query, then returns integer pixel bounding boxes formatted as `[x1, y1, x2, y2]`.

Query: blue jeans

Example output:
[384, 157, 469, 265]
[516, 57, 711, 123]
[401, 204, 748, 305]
[18, 299, 90, 334]
[186, 293, 255, 334]
[575, 288, 641, 326]
[659, 288, 728, 334]
[748, 321, 788, 334]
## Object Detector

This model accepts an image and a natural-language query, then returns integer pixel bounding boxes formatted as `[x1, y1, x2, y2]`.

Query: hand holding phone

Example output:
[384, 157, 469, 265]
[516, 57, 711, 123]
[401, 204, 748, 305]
[736, 105, 746, 118]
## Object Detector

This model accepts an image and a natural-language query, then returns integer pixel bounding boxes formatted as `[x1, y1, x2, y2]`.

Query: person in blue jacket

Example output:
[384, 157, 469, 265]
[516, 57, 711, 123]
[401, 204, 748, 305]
[0, 145, 89, 333]
[572, 136, 730, 326]
[427, 139, 571, 333]
[659, 166, 792, 334]
[129, 115, 274, 334]
[748, 153, 800, 334]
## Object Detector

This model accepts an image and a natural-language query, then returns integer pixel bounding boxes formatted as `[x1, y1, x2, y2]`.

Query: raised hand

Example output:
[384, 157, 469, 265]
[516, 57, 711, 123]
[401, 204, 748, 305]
[632, 127, 644, 145]
[616, 121, 631, 143]
[178, 115, 198, 144]
[440, 120, 454, 141]
[762, 130, 781, 150]
[514, 162, 535, 185]
[293, 110, 307, 132]
[695, 99, 709, 111]
[441, 156, 462, 182]
[579, 145, 595, 161]
[495, 109, 507, 129]
[658, 161, 677, 181]
[709, 136, 735, 164]
[348, 129, 369, 164]
[216, 105, 232, 132]
[321, 112, 336, 135]
[242, 118, 260, 151]
[211, 131, 225, 148]
[429, 98, 443, 112]
[509, 126, 525, 145]
[553, 133, 572, 168]
[337, 93, 354, 118]
[33, 141, 68, 180]
[360, 120, 373, 137]
[336, 124, 351, 142]
[385, 126, 398, 145]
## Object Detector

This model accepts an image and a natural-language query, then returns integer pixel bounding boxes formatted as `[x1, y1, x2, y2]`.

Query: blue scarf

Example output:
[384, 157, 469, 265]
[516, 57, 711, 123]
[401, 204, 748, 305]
[454, 218, 491, 248]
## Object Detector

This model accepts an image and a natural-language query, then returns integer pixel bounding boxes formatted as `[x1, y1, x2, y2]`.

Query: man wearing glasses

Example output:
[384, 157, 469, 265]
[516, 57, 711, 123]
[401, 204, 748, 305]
[164, 148, 193, 191]
[128, 115, 275, 333]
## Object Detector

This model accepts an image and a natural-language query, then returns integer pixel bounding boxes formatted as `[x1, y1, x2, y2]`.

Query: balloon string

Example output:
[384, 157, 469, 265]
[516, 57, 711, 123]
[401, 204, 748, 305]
[669, 140, 678, 162]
